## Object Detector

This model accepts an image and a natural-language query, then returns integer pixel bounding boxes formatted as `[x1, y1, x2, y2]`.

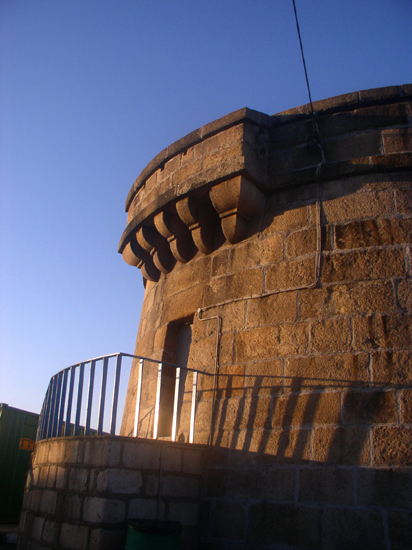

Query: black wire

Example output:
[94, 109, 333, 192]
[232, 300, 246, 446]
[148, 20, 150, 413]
[292, 0, 315, 116]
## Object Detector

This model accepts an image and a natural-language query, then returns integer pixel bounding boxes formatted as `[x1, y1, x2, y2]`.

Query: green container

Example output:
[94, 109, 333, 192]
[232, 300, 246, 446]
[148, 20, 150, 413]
[125, 519, 181, 550]
[0, 404, 39, 523]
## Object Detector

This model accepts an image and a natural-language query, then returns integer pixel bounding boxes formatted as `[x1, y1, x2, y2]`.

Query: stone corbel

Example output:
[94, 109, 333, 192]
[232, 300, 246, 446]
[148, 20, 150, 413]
[136, 226, 175, 274]
[209, 175, 265, 244]
[153, 210, 194, 263]
[176, 196, 217, 255]
[121, 238, 160, 282]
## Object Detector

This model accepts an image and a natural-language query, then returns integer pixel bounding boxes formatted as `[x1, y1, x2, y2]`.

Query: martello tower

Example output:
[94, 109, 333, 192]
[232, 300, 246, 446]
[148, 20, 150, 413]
[119, 84, 412, 548]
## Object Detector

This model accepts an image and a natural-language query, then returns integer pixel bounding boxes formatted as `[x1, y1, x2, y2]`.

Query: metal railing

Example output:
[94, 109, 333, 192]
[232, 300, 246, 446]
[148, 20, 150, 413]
[36, 352, 213, 444]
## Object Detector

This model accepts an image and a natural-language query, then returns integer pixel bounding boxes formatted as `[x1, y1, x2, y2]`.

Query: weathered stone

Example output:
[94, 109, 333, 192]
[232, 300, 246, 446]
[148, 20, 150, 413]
[83, 497, 126, 523]
[96, 469, 143, 494]
[59, 524, 88, 550]
[372, 426, 412, 465]
[342, 390, 398, 424]
[322, 508, 385, 550]
[272, 391, 341, 427]
[249, 503, 319, 547]
[299, 467, 353, 505]
[357, 467, 412, 508]
[212, 501, 247, 541]
[313, 427, 370, 465]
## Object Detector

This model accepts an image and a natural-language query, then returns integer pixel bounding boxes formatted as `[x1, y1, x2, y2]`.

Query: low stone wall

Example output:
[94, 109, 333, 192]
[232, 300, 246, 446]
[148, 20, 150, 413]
[18, 436, 204, 550]
[200, 448, 412, 550]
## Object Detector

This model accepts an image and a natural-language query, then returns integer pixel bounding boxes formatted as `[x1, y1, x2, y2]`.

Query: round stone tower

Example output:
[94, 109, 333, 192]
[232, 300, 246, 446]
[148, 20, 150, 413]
[119, 84, 412, 548]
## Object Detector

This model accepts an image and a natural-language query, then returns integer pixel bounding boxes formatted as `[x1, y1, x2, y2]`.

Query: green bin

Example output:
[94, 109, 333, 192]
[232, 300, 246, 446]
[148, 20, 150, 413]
[125, 519, 181, 550]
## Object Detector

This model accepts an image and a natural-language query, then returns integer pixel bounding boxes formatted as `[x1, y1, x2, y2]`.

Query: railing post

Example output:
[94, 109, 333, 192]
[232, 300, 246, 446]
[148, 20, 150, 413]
[110, 354, 122, 435]
[57, 369, 69, 437]
[189, 371, 198, 444]
[85, 360, 96, 435]
[171, 367, 181, 442]
[97, 357, 108, 435]
[74, 363, 85, 436]
[133, 358, 144, 437]
[64, 365, 76, 436]
[153, 362, 163, 440]
[46, 376, 58, 439]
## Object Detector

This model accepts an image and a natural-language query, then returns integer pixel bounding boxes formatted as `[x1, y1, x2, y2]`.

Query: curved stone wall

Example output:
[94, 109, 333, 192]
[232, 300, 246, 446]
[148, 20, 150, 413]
[119, 85, 412, 548]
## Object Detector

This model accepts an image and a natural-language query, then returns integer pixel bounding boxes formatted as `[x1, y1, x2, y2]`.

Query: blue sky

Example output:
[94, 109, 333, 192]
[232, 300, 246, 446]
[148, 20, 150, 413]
[1, 0, 411, 415]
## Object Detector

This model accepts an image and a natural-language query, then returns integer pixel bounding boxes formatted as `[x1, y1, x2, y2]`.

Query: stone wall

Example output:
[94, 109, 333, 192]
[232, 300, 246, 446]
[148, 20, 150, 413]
[119, 85, 412, 549]
[18, 436, 204, 550]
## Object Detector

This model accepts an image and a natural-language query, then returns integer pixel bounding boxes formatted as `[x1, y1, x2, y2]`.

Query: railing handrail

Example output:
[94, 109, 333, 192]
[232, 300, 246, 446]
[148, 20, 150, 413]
[50, 352, 213, 379]
[37, 352, 213, 445]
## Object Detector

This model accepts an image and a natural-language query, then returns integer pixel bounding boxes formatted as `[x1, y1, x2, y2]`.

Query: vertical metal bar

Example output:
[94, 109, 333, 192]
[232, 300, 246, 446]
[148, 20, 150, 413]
[57, 369, 69, 436]
[65, 365, 76, 436]
[47, 377, 58, 439]
[189, 371, 198, 444]
[110, 354, 122, 435]
[153, 362, 163, 440]
[74, 363, 85, 436]
[97, 357, 108, 435]
[38, 384, 51, 440]
[85, 360, 96, 435]
[51, 372, 63, 437]
[171, 367, 181, 442]
[133, 359, 144, 437]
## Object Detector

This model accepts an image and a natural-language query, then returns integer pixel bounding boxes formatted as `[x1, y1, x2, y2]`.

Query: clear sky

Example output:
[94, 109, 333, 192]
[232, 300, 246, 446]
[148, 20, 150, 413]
[1, 0, 411, 415]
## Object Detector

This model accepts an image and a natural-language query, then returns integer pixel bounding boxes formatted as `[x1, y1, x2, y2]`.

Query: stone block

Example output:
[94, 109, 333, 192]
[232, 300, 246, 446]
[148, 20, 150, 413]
[313, 427, 370, 465]
[39, 490, 57, 515]
[28, 490, 42, 513]
[83, 497, 126, 524]
[354, 313, 412, 351]
[168, 502, 199, 526]
[265, 256, 315, 291]
[65, 440, 82, 463]
[372, 426, 412, 465]
[211, 249, 229, 277]
[272, 391, 341, 428]
[32, 467, 40, 487]
[212, 501, 247, 541]
[203, 268, 263, 308]
[96, 469, 143, 494]
[68, 468, 89, 492]
[172, 158, 203, 186]
[162, 475, 199, 498]
[323, 189, 394, 224]
[397, 278, 412, 310]
[63, 494, 82, 521]
[48, 440, 66, 463]
[342, 390, 398, 424]
[35, 443, 49, 465]
[323, 248, 405, 284]
[256, 428, 311, 463]
[59, 524, 88, 550]
[161, 284, 203, 324]
[310, 317, 352, 354]
[336, 218, 412, 249]
[229, 236, 283, 274]
[322, 508, 385, 550]
[47, 466, 56, 488]
[299, 281, 395, 320]
[396, 188, 412, 213]
[401, 390, 412, 423]
[128, 498, 164, 520]
[244, 359, 283, 395]
[84, 438, 121, 467]
[56, 466, 68, 489]
[38, 467, 49, 488]
[286, 227, 317, 258]
[299, 467, 353, 505]
[202, 300, 246, 334]
[246, 291, 297, 327]
[161, 446, 182, 472]
[286, 353, 370, 389]
[32, 516, 45, 541]
[388, 510, 412, 550]
[194, 124, 244, 159]
[263, 205, 309, 234]
[383, 127, 412, 154]
[144, 475, 159, 497]
[163, 255, 211, 299]
[372, 351, 412, 385]
[89, 528, 128, 550]
[249, 503, 319, 547]
[182, 449, 203, 475]
[42, 520, 58, 545]
[358, 467, 412, 508]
